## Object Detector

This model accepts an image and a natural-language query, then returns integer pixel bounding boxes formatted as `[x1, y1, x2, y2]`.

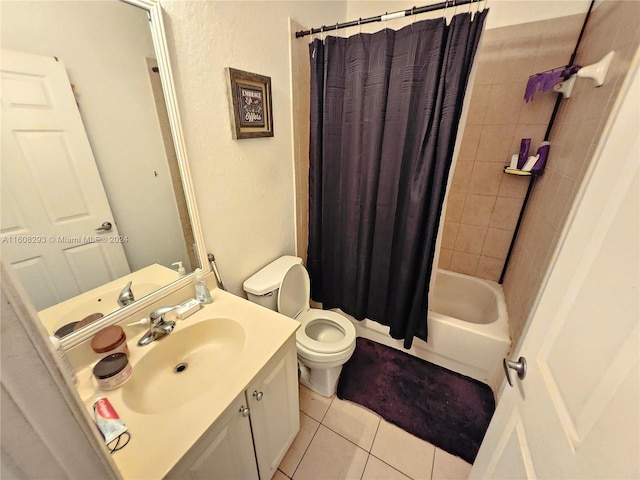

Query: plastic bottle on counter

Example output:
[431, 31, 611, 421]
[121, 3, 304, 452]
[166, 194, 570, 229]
[194, 268, 212, 304]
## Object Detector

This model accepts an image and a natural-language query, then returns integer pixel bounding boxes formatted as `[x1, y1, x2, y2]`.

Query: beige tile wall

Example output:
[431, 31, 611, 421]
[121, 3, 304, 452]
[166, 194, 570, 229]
[290, 18, 311, 263]
[440, 14, 585, 281]
[501, 1, 639, 346]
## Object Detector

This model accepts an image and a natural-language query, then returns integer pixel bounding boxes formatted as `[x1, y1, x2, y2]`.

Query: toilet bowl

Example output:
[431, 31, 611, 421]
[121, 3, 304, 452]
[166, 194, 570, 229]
[243, 256, 356, 397]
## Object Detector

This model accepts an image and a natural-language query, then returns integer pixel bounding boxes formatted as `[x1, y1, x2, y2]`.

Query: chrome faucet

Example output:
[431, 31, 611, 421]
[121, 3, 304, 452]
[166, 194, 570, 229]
[137, 305, 178, 346]
[117, 281, 135, 307]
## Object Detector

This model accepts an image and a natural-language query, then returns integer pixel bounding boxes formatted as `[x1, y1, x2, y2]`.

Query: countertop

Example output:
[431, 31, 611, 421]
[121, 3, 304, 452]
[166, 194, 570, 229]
[76, 288, 299, 480]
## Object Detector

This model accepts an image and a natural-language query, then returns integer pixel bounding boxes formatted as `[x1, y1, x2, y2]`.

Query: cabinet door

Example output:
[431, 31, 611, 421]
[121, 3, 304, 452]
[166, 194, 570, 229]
[167, 393, 259, 480]
[248, 339, 300, 480]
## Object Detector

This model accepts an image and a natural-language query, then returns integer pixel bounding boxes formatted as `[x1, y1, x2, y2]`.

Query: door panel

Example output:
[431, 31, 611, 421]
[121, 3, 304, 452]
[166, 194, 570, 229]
[1, 50, 130, 311]
[471, 49, 639, 479]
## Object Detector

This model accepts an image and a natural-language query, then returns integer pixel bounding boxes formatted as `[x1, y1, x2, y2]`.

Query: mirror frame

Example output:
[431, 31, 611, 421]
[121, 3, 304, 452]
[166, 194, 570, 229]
[58, 0, 208, 350]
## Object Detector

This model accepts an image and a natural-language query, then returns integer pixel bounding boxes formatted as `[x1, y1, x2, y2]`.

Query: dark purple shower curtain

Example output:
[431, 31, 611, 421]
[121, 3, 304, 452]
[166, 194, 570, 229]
[307, 11, 487, 348]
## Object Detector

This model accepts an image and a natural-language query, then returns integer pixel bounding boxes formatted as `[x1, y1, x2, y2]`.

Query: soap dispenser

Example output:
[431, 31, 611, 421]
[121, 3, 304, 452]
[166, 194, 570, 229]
[194, 268, 212, 304]
[172, 261, 186, 276]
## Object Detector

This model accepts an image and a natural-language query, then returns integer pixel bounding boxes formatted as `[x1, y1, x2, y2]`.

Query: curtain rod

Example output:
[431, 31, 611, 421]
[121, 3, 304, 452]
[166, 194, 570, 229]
[295, 0, 483, 38]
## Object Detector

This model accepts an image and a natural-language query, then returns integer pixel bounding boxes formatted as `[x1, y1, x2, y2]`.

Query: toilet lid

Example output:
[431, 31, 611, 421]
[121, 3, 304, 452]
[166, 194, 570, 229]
[277, 263, 310, 319]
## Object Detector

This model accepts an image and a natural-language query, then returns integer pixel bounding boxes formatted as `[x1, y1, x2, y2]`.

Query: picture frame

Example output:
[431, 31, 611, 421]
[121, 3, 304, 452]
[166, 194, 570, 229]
[227, 68, 274, 139]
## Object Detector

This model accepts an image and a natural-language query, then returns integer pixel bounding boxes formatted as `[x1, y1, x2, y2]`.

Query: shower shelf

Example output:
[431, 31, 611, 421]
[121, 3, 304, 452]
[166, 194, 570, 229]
[503, 167, 543, 176]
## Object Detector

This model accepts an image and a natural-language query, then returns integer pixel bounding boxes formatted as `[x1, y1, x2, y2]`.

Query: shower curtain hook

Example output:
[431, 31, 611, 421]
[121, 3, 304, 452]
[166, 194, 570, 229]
[442, 0, 449, 21]
[385, 12, 388, 30]
[453, 0, 458, 16]
[321, 25, 325, 41]
[336, 22, 339, 37]
[411, 6, 416, 27]
[358, 17, 362, 34]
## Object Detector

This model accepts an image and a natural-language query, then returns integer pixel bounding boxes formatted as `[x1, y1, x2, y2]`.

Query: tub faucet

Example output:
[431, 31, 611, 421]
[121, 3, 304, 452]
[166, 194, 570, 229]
[137, 305, 178, 346]
[117, 281, 135, 307]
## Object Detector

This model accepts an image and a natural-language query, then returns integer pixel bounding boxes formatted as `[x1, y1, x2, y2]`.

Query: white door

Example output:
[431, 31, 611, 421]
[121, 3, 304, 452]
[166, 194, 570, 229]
[1, 50, 130, 310]
[471, 52, 639, 478]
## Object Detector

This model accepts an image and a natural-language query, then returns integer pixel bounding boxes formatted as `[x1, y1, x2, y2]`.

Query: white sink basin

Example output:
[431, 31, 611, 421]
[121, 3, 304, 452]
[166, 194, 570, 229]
[122, 318, 246, 414]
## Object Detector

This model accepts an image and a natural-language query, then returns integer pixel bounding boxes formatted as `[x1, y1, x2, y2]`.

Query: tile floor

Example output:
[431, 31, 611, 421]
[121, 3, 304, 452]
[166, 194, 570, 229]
[275, 385, 472, 480]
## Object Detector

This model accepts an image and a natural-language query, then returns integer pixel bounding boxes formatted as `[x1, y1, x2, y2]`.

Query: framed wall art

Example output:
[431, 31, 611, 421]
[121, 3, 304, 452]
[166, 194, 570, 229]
[227, 68, 274, 139]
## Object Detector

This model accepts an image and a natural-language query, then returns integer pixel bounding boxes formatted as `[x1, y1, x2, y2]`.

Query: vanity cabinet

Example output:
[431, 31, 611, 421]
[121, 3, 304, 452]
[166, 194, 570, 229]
[167, 337, 299, 480]
[169, 390, 259, 480]
[247, 339, 300, 480]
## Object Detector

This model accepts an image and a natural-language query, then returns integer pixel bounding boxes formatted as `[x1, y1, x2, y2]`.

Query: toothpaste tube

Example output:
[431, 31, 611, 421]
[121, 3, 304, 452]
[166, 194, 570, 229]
[93, 397, 128, 447]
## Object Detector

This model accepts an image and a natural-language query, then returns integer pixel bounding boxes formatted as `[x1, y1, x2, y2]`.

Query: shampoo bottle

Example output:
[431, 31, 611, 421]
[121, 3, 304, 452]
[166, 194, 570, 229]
[194, 268, 212, 304]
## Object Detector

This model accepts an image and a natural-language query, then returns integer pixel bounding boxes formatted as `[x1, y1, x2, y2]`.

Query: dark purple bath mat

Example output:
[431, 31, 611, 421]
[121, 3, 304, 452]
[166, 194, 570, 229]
[337, 337, 495, 464]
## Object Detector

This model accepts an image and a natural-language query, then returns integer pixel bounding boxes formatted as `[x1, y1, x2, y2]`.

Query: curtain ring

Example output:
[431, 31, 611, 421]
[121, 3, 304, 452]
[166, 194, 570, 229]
[321, 25, 325, 41]
[385, 12, 388, 30]
[411, 6, 416, 27]
[442, 0, 449, 20]
[358, 17, 362, 34]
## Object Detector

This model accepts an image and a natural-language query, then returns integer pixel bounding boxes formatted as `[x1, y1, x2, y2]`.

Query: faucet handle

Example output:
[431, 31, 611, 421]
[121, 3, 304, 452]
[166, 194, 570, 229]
[149, 305, 178, 322]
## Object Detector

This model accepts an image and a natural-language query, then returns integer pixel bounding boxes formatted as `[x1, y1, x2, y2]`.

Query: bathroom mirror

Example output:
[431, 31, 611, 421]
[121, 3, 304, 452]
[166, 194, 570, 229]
[0, 0, 207, 342]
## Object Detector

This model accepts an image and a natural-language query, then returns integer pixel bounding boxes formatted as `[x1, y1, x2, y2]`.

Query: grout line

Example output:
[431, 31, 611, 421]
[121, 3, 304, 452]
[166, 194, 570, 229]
[318, 394, 335, 423]
[289, 411, 321, 480]
[319, 397, 382, 453]
[368, 452, 415, 480]
[276, 468, 290, 479]
[430, 447, 437, 480]
[370, 418, 382, 453]
[360, 454, 371, 480]
[318, 421, 374, 455]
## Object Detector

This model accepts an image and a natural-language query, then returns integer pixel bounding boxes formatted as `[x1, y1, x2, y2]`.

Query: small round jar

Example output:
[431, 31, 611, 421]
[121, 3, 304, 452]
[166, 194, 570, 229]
[91, 325, 129, 357]
[74, 312, 104, 331]
[93, 353, 132, 390]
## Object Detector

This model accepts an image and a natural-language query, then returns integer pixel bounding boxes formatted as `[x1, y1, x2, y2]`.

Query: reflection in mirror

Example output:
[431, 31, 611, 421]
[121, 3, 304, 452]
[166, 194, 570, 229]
[1, 0, 199, 337]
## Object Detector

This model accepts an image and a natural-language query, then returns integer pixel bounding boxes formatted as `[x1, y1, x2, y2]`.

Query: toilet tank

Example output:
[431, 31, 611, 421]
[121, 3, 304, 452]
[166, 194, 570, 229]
[243, 256, 303, 311]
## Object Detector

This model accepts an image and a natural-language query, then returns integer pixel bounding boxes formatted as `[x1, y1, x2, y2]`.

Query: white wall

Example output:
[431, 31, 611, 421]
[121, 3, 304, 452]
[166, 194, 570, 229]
[159, 0, 346, 295]
[484, 0, 591, 28]
[1, 0, 190, 274]
[345, 0, 591, 30]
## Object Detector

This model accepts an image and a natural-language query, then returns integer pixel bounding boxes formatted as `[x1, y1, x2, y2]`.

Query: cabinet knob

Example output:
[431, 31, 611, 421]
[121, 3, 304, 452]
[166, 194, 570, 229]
[253, 390, 264, 401]
[239, 406, 250, 417]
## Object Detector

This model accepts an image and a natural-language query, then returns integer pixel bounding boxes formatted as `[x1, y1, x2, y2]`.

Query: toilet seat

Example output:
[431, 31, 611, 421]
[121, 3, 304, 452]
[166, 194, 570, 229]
[296, 309, 356, 354]
[278, 264, 356, 356]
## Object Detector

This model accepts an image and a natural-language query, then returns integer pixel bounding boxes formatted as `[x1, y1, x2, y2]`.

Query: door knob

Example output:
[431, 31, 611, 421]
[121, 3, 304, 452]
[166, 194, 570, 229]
[239, 406, 250, 418]
[96, 221, 112, 231]
[503, 356, 527, 387]
[253, 390, 263, 401]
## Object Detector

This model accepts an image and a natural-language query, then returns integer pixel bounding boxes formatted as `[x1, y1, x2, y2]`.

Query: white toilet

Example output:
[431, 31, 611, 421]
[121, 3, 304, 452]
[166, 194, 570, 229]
[243, 256, 356, 397]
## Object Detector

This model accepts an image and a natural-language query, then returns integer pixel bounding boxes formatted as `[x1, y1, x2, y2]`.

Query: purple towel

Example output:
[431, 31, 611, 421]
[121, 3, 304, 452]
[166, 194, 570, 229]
[524, 65, 580, 102]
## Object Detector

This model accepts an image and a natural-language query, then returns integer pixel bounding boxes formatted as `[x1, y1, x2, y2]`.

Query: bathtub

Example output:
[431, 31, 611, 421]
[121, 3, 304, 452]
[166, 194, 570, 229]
[338, 269, 511, 392]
